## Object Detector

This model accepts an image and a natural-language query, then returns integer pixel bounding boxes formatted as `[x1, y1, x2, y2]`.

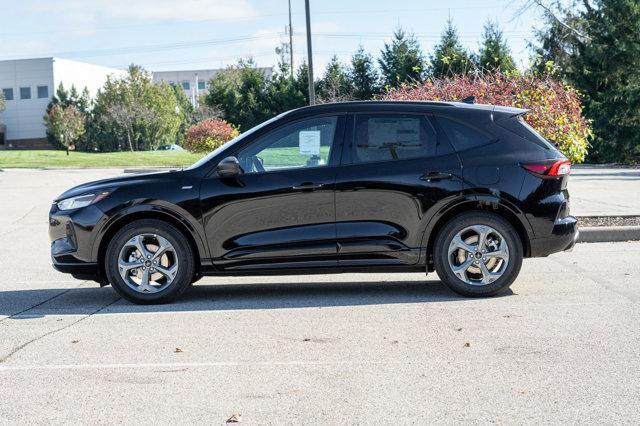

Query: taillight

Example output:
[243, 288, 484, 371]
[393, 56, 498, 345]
[522, 160, 571, 177]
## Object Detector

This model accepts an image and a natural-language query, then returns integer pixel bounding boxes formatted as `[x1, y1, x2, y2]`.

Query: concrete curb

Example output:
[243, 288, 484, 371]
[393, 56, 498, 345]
[578, 226, 640, 243]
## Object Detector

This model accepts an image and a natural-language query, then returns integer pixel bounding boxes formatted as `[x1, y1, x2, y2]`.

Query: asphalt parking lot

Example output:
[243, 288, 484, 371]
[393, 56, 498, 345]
[1, 168, 639, 424]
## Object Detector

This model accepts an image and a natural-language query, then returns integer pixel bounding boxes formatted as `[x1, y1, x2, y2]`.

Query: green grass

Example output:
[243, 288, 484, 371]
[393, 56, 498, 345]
[259, 146, 331, 167]
[0, 146, 332, 169]
[0, 150, 203, 168]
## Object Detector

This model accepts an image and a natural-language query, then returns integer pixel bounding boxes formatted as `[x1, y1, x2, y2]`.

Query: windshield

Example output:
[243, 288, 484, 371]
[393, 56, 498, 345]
[187, 113, 287, 170]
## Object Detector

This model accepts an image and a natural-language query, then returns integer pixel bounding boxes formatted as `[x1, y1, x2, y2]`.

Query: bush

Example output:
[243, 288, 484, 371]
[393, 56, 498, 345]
[183, 119, 239, 153]
[382, 71, 592, 163]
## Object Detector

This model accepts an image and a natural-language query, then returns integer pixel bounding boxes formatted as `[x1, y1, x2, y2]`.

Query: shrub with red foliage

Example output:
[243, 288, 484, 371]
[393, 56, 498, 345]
[382, 72, 591, 162]
[183, 119, 239, 153]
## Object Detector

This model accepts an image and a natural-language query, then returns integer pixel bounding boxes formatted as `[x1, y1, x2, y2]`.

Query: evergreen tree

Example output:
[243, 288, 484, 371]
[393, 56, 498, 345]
[204, 58, 272, 130]
[533, 0, 640, 163]
[268, 61, 307, 112]
[317, 55, 352, 102]
[378, 27, 425, 89]
[430, 19, 475, 78]
[349, 45, 380, 100]
[478, 20, 516, 72]
[294, 62, 311, 105]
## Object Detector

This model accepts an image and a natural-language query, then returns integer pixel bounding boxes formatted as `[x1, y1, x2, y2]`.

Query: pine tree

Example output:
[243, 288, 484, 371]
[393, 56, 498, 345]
[430, 19, 474, 78]
[317, 55, 352, 102]
[349, 46, 380, 100]
[478, 20, 516, 72]
[534, 0, 640, 163]
[378, 27, 425, 89]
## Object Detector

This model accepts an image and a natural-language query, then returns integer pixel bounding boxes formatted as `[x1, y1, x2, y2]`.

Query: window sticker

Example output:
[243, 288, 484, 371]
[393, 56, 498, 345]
[299, 130, 321, 155]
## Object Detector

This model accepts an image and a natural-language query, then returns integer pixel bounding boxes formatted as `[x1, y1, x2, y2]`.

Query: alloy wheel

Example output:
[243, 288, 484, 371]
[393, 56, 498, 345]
[117, 233, 179, 294]
[447, 225, 510, 286]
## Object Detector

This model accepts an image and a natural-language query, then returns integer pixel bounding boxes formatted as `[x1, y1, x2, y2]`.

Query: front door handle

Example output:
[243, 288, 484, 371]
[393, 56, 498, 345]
[420, 172, 453, 182]
[292, 182, 325, 191]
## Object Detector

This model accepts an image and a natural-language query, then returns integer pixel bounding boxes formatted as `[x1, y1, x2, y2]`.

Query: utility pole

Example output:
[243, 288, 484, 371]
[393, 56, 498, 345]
[304, 0, 315, 105]
[288, 0, 294, 79]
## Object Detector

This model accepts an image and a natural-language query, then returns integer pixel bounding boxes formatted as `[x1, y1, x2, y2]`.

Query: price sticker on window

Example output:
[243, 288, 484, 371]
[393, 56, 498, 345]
[299, 130, 321, 156]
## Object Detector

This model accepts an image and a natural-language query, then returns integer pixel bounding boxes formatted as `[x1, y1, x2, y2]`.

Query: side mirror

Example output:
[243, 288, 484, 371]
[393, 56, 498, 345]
[216, 156, 241, 178]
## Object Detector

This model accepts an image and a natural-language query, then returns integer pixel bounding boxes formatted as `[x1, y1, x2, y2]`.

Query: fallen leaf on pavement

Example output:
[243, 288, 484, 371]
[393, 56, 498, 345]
[463, 342, 471, 347]
[174, 347, 183, 353]
[226, 413, 242, 423]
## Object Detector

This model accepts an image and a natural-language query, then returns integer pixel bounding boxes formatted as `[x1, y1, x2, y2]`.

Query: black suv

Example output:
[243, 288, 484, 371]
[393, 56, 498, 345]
[49, 101, 578, 304]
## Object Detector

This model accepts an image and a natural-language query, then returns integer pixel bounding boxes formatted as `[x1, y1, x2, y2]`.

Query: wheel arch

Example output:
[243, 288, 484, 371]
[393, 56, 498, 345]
[422, 195, 532, 271]
[94, 206, 206, 283]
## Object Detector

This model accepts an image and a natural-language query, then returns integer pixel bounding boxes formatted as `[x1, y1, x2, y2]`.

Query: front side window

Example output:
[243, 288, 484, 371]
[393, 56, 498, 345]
[237, 116, 338, 174]
[353, 114, 434, 163]
[37, 85, 49, 99]
[20, 87, 31, 100]
[436, 116, 492, 152]
[2, 88, 13, 101]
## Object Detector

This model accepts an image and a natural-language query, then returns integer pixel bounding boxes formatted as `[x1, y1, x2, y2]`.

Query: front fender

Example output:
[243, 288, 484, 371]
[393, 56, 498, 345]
[90, 201, 209, 262]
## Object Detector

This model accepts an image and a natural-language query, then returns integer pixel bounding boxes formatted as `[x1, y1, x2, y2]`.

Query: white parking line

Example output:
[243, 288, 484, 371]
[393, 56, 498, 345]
[0, 360, 401, 371]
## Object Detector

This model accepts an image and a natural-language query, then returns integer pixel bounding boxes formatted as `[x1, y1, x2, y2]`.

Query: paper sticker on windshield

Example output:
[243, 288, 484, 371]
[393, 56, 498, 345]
[299, 130, 321, 155]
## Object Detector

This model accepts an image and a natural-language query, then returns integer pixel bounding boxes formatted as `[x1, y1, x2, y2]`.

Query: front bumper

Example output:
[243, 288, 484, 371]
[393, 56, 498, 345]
[50, 203, 105, 281]
[529, 215, 579, 257]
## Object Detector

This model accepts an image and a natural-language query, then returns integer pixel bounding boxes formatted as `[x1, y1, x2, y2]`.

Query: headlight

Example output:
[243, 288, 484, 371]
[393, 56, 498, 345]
[56, 192, 110, 211]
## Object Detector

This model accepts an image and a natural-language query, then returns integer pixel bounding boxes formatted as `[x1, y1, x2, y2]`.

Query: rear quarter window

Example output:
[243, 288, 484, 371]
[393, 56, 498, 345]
[436, 116, 493, 152]
[497, 116, 555, 150]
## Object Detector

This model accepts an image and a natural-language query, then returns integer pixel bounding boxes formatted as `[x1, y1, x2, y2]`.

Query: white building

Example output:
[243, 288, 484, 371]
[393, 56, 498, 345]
[0, 57, 124, 149]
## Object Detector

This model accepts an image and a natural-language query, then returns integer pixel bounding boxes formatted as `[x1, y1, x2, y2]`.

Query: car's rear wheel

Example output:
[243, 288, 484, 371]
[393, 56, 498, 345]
[105, 219, 194, 304]
[434, 211, 523, 297]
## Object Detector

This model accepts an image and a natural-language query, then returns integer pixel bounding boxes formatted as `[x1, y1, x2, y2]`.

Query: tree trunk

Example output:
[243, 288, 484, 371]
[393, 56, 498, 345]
[66, 147, 69, 156]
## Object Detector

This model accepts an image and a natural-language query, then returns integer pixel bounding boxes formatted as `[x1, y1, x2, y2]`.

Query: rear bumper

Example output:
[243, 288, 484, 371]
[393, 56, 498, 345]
[529, 216, 579, 257]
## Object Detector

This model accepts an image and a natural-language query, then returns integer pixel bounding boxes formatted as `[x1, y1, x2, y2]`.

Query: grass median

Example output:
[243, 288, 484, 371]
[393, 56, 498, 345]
[0, 147, 331, 169]
[0, 150, 203, 168]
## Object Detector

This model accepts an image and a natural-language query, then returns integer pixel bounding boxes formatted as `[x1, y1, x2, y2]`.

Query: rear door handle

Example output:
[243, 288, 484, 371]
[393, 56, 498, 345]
[292, 182, 325, 191]
[420, 172, 453, 182]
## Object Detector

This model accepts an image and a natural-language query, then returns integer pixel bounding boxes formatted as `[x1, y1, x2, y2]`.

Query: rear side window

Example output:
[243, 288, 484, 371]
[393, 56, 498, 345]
[353, 114, 435, 163]
[436, 116, 492, 152]
[498, 116, 555, 150]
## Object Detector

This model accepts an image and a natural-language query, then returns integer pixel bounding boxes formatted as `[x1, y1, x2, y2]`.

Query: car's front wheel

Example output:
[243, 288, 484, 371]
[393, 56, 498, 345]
[434, 212, 523, 297]
[105, 219, 195, 304]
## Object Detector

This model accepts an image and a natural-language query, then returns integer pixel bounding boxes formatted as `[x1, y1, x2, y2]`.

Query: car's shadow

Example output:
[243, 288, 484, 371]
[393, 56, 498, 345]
[1, 280, 515, 318]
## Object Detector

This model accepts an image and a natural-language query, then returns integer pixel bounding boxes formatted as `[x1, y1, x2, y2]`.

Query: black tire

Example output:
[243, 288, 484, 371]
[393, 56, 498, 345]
[433, 211, 523, 297]
[105, 219, 195, 304]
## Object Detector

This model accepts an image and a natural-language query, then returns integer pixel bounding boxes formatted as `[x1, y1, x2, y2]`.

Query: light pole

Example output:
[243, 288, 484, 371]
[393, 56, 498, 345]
[304, 0, 315, 105]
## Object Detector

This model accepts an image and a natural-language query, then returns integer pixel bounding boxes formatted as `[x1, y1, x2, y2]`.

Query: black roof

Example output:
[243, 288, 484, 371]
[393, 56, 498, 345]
[287, 100, 528, 118]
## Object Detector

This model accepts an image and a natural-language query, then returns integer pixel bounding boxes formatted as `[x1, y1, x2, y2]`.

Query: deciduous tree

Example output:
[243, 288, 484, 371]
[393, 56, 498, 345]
[44, 105, 86, 155]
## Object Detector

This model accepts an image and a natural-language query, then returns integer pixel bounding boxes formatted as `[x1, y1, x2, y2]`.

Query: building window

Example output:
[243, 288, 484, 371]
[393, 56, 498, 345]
[20, 87, 31, 100]
[198, 81, 206, 90]
[37, 85, 49, 99]
[181, 81, 190, 90]
[2, 88, 13, 101]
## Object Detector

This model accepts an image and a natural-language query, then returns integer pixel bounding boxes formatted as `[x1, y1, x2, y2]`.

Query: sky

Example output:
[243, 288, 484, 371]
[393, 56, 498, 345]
[0, 0, 544, 75]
